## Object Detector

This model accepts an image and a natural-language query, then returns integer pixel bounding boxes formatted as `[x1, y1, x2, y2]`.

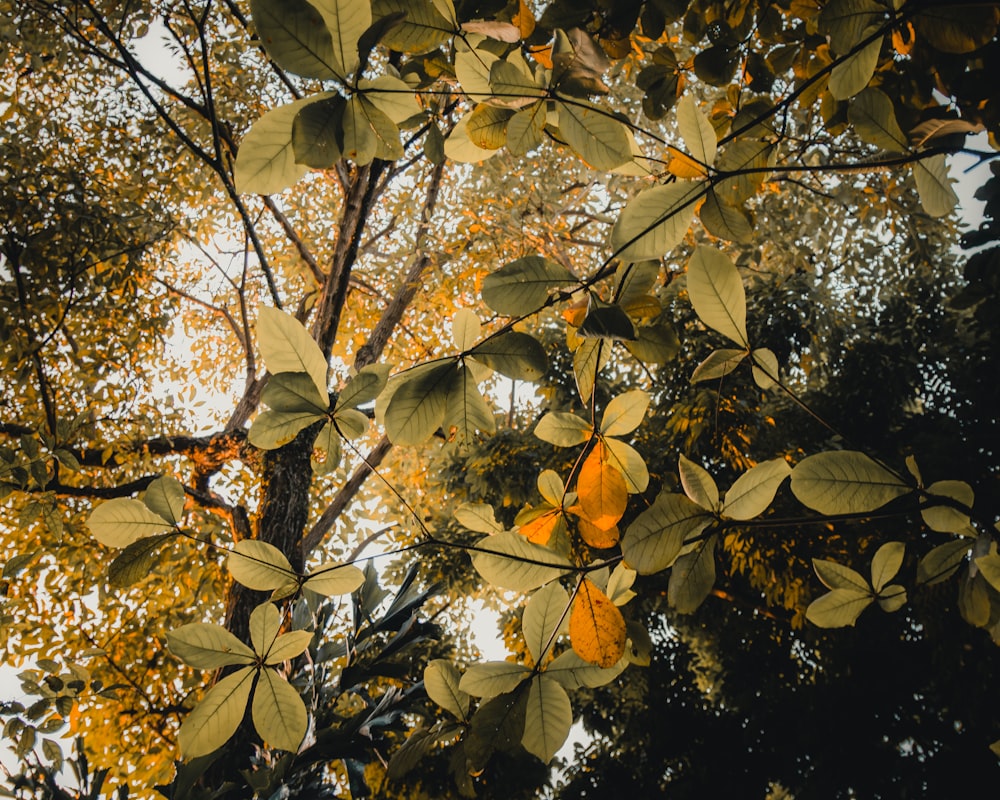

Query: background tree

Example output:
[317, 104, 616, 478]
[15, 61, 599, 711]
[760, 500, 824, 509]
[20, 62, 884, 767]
[1, 0, 998, 797]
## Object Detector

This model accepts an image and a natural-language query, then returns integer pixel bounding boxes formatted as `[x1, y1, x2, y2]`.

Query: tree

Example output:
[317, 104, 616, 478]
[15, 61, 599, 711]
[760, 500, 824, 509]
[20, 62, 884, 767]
[1, 0, 998, 797]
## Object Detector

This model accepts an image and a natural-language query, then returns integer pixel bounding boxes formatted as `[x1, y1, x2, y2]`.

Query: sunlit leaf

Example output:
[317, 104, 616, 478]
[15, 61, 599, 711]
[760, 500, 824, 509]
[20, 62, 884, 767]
[517, 505, 565, 545]
[303, 563, 365, 596]
[470, 531, 573, 592]
[917, 539, 970, 585]
[523, 582, 570, 663]
[813, 558, 870, 592]
[537, 470, 565, 507]
[622, 493, 713, 574]
[88, 498, 173, 549]
[690, 348, 747, 384]
[459, 661, 531, 699]
[262, 372, 329, 414]
[249, 602, 282, 658]
[228, 540, 297, 592]
[870, 541, 905, 593]
[167, 624, 256, 669]
[311, 421, 341, 476]
[384, 361, 459, 445]
[686, 246, 748, 347]
[624, 323, 681, 365]
[108, 535, 173, 587]
[521, 676, 572, 763]
[678, 454, 719, 512]
[333, 407, 369, 439]
[575, 516, 619, 549]
[828, 34, 882, 100]
[444, 366, 496, 442]
[455, 502, 503, 534]
[676, 94, 717, 167]
[913, 153, 958, 217]
[573, 336, 610, 403]
[806, 588, 874, 628]
[317, 0, 372, 76]
[791, 451, 911, 514]
[466, 103, 513, 149]
[570, 578, 626, 667]
[252, 668, 307, 752]
[336, 363, 391, 410]
[248, 408, 327, 450]
[257, 306, 329, 398]
[264, 630, 313, 665]
[576, 443, 628, 530]
[610, 180, 701, 261]
[371, 0, 454, 53]
[546, 649, 628, 689]
[424, 659, 469, 721]
[481, 256, 576, 316]
[700, 190, 753, 243]
[142, 476, 186, 525]
[921, 480, 974, 533]
[506, 101, 548, 155]
[849, 88, 907, 152]
[602, 437, 649, 494]
[877, 584, 907, 612]
[556, 98, 632, 170]
[715, 139, 773, 205]
[600, 390, 649, 437]
[178, 667, 256, 758]
[722, 459, 791, 520]
[236, 98, 315, 195]
[534, 412, 592, 447]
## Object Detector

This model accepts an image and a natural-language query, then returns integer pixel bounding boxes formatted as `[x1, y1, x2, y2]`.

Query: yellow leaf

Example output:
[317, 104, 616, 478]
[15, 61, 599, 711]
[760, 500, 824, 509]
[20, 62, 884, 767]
[667, 148, 708, 179]
[576, 442, 628, 530]
[518, 506, 564, 545]
[576, 517, 620, 549]
[570, 579, 627, 667]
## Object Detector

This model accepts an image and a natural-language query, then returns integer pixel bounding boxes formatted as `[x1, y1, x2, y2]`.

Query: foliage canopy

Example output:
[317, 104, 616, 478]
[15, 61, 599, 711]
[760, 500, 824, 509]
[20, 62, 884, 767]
[2, 0, 999, 797]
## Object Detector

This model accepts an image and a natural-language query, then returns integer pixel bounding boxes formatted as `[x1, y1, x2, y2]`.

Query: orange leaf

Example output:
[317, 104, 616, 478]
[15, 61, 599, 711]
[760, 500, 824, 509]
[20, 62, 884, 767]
[528, 44, 553, 69]
[513, 0, 536, 39]
[667, 148, 707, 179]
[576, 442, 628, 530]
[576, 517, 620, 549]
[570, 578, 627, 667]
[517, 506, 565, 545]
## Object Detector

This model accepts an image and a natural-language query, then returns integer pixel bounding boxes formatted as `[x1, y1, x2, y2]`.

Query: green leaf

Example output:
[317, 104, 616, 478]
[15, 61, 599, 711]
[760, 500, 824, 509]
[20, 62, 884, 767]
[603, 437, 650, 494]
[470, 531, 573, 592]
[303, 563, 365, 596]
[459, 661, 531, 699]
[343, 94, 402, 163]
[556, 98, 632, 170]
[668, 535, 717, 613]
[424, 660, 469, 720]
[676, 94, 716, 167]
[292, 92, 345, 169]
[257, 306, 329, 398]
[444, 109, 502, 162]
[312, 426, 344, 475]
[383, 361, 458, 445]
[454, 40, 500, 102]
[489, 59, 544, 107]
[700, 190, 752, 243]
[372, 0, 454, 53]
[849, 88, 907, 152]
[877, 585, 907, 612]
[917, 539, 969, 586]
[534, 412, 592, 447]
[506, 101, 548, 155]
[521, 676, 572, 763]
[573, 338, 610, 405]
[870, 541, 905, 593]
[249, 602, 282, 658]
[545, 650, 627, 689]
[820, 0, 885, 54]
[606, 563, 637, 606]
[622, 492, 713, 575]
[806, 588, 874, 628]
[454, 502, 503, 534]
[610, 180, 701, 261]
[142, 476, 186, 525]
[108, 535, 173, 588]
[359, 75, 420, 125]
[262, 372, 329, 414]
[336, 363, 391, 410]
[252, 668, 307, 752]
[87, 498, 173, 549]
[523, 582, 570, 663]
[828, 34, 882, 100]
[229, 540, 296, 592]
[178, 667, 256, 758]
[678, 454, 719, 511]
[791, 451, 911, 514]
[721, 459, 792, 520]
[959, 573, 991, 627]
[469, 332, 547, 382]
[248, 409, 326, 450]
[813, 558, 871, 592]
[624, 323, 680, 364]
[686, 246, 748, 347]
[167, 624, 256, 669]
[251, 0, 343, 78]
[481, 256, 577, 316]
[466, 103, 513, 149]
[715, 139, 773, 205]
[751, 347, 779, 389]
[466, 690, 528, 773]
[578, 296, 636, 340]
[976, 550, 1000, 594]
[537, 470, 565, 507]
[263, 630, 314, 665]
[315, 0, 371, 76]
[333, 407, 369, 440]
[913, 153, 958, 217]
[452, 309, 481, 352]
[236, 98, 315, 194]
